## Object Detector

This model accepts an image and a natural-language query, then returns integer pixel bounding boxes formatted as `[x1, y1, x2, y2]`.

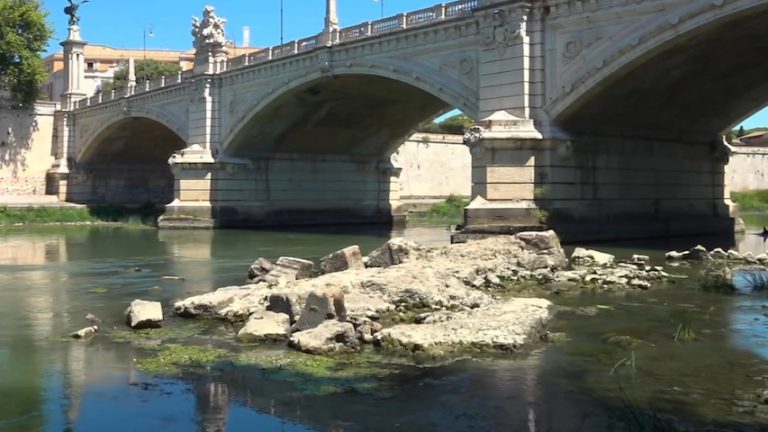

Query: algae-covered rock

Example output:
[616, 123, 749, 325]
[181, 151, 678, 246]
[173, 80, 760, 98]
[133, 344, 229, 375]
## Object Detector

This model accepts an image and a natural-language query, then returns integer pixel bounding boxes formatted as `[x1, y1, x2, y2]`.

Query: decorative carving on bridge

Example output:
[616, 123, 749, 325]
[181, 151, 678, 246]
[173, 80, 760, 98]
[463, 125, 486, 157]
[192, 6, 228, 51]
[482, 8, 527, 54]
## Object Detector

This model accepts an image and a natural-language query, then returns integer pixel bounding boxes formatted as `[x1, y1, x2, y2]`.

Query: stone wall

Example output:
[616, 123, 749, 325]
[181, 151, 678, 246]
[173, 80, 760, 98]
[0, 102, 56, 196]
[727, 146, 768, 192]
[393, 133, 471, 202]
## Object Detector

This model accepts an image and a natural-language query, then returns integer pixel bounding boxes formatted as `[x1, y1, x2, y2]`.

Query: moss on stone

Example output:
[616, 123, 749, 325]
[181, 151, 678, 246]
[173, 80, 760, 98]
[133, 344, 230, 375]
[234, 350, 397, 396]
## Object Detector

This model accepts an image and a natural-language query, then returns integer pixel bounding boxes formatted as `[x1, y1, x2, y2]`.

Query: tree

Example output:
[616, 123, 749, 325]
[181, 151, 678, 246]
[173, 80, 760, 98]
[0, 0, 52, 105]
[416, 113, 475, 135]
[102, 60, 182, 93]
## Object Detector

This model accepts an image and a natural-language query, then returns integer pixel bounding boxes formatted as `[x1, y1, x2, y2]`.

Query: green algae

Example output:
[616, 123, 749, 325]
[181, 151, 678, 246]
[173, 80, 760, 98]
[234, 350, 397, 396]
[133, 343, 230, 375]
[110, 322, 211, 345]
[88, 287, 109, 294]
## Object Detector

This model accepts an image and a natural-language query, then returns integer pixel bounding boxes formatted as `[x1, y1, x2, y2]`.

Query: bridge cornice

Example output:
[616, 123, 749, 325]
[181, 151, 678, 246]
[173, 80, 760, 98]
[546, 0, 764, 119]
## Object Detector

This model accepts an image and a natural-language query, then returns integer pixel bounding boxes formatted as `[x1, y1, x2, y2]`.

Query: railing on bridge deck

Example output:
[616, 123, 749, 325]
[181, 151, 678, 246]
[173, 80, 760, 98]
[224, 0, 478, 70]
[74, 0, 478, 110]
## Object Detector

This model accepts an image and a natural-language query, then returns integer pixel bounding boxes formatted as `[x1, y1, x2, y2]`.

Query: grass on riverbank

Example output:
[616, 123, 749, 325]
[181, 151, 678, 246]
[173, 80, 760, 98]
[408, 195, 468, 225]
[731, 189, 768, 212]
[0, 205, 161, 227]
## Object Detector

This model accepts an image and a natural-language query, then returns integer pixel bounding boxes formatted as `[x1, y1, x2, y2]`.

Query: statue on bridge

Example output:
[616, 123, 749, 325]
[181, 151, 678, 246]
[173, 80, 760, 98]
[64, 0, 90, 27]
[192, 6, 228, 51]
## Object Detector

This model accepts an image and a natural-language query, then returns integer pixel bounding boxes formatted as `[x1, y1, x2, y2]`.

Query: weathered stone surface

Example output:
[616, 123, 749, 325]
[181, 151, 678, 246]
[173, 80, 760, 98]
[348, 315, 383, 344]
[381, 298, 553, 354]
[320, 245, 364, 274]
[265, 257, 315, 285]
[366, 238, 418, 268]
[571, 248, 615, 266]
[248, 257, 274, 282]
[174, 284, 269, 320]
[293, 287, 347, 332]
[666, 251, 689, 260]
[71, 326, 98, 339]
[687, 245, 710, 261]
[743, 252, 758, 264]
[288, 321, 360, 355]
[267, 292, 303, 323]
[727, 250, 743, 261]
[757, 253, 768, 264]
[237, 311, 290, 343]
[710, 248, 728, 260]
[631, 254, 650, 265]
[125, 299, 163, 329]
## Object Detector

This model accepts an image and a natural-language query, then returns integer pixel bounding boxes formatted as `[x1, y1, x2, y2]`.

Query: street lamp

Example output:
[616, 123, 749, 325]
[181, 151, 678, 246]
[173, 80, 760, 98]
[143, 24, 154, 60]
[373, 0, 384, 18]
[280, 0, 284, 44]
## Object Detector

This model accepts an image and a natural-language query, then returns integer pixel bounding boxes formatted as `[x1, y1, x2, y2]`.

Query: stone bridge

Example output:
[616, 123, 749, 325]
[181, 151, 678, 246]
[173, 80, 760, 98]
[48, 0, 768, 240]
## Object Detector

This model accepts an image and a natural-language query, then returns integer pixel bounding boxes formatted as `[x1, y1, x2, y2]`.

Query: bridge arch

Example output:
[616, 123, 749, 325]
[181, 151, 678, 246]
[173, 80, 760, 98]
[222, 61, 478, 158]
[549, 0, 768, 141]
[71, 110, 187, 206]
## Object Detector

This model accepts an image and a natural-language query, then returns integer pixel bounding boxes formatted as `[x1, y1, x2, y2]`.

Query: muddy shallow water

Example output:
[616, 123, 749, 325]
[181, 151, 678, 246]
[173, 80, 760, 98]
[1, 223, 767, 431]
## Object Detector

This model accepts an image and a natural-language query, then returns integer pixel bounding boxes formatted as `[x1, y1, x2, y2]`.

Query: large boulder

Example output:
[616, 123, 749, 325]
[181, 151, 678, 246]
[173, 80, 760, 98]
[267, 292, 304, 323]
[571, 248, 615, 267]
[265, 257, 315, 286]
[174, 285, 268, 320]
[320, 246, 364, 274]
[366, 238, 417, 268]
[125, 299, 163, 329]
[381, 298, 554, 354]
[288, 321, 360, 355]
[248, 257, 274, 282]
[236, 311, 290, 343]
[293, 286, 347, 332]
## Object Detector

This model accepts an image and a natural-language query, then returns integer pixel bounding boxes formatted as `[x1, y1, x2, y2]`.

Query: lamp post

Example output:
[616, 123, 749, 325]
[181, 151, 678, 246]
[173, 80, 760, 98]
[373, 0, 384, 18]
[280, 0, 284, 44]
[143, 24, 154, 60]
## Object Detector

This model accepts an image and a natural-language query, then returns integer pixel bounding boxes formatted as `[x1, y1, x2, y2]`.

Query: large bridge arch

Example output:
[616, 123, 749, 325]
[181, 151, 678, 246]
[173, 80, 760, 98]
[68, 111, 187, 206]
[548, 0, 768, 141]
[222, 62, 478, 158]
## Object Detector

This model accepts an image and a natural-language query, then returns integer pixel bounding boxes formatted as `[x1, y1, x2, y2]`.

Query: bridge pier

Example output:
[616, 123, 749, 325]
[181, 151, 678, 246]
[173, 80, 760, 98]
[159, 152, 403, 229]
[456, 117, 737, 243]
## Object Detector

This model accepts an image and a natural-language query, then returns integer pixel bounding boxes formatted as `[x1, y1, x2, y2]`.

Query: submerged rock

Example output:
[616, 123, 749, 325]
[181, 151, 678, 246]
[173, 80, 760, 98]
[380, 298, 553, 355]
[288, 321, 360, 355]
[71, 326, 98, 339]
[320, 246, 364, 274]
[687, 245, 710, 261]
[237, 311, 290, 343]
[125, 299, 163, 329]
[709, 248, 728, 260]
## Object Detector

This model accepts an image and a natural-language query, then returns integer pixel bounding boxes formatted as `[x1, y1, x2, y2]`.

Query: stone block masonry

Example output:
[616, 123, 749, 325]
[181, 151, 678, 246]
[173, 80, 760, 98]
[0, 102, 57, 196]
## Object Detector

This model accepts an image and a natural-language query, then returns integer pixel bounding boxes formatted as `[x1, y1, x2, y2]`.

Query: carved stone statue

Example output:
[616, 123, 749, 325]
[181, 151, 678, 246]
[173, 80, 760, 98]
[64, 0, 90, 27]
[192, 6, 228, 51]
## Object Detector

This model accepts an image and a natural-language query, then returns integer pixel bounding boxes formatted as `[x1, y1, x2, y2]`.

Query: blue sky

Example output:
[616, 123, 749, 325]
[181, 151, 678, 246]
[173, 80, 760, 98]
[39, 0, 767, 128]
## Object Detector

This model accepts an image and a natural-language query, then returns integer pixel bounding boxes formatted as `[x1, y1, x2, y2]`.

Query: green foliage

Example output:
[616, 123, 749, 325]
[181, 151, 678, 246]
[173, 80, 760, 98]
[133, 344, 229, 375]
[416, 113, 475, 135]
[408, 195, 468, 225]
[102, 59, 181, 93]
[0, 205, 161, 226]
[0, 0, 52, 105]
[731, 189, 768, 212]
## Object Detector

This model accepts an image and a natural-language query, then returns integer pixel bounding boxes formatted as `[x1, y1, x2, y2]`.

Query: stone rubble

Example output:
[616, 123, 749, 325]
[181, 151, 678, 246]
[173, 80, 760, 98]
[169, 230, 675, 357]
[320, 246, 364, 274]
[125, 299, 163, 329]
[248, 257, 274, 282]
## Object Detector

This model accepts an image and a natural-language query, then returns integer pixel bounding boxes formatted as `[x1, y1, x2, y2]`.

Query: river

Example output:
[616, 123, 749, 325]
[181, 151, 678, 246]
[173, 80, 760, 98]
[1, 223, 767, 431]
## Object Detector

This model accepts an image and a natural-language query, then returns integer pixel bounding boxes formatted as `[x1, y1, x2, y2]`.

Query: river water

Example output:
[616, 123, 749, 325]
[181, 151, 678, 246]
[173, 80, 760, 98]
[1, 223, 768, 431]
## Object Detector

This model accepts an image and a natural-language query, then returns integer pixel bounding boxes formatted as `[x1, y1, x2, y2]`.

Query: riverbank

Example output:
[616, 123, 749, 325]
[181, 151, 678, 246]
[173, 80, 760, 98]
[0, 204, 162, 227]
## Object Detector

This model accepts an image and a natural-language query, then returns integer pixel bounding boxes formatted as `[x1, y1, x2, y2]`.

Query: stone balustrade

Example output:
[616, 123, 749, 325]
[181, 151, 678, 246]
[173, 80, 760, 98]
[73, 0, 478, 110]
